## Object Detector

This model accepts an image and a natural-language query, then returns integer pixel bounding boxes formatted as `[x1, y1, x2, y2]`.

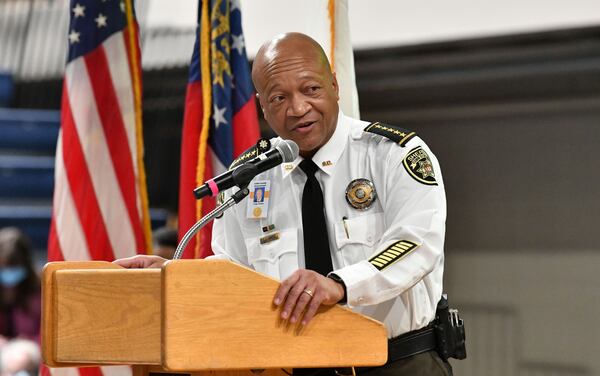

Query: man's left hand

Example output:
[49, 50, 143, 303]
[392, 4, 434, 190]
[273, 269, 345, 326]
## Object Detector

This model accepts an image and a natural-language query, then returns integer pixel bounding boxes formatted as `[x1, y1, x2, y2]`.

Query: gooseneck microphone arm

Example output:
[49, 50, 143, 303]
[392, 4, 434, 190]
[175, 139, 299, 259]
[173, 186, 250, 260]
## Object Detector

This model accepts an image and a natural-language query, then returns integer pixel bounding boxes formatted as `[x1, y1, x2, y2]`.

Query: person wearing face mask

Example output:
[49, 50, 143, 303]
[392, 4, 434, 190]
[0, 228, 41, 342]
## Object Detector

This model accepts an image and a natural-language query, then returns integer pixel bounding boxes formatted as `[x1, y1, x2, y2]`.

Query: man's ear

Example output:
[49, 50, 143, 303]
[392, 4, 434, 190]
[256, 93, 266, 114]
[332, 72, 340, 101]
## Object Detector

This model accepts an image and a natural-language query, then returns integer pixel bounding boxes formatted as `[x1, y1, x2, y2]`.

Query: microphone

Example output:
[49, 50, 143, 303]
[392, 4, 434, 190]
[193, 139, 299, 200]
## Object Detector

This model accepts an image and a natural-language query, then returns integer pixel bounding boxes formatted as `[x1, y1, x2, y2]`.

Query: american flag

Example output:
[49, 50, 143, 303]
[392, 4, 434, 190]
[178, 0, 260, 258]
[46, 0, 151, 373]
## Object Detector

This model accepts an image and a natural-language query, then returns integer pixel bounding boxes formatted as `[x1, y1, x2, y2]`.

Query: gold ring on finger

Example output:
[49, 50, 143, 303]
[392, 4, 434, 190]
[303, 289, 314, 298]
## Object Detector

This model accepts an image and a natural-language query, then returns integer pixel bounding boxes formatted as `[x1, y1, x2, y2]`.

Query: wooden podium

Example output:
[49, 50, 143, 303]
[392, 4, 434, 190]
[42, 260, 387, 376]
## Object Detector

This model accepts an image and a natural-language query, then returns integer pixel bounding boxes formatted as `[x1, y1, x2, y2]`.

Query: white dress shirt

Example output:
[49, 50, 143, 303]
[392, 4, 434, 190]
[211, 111, 447, 338]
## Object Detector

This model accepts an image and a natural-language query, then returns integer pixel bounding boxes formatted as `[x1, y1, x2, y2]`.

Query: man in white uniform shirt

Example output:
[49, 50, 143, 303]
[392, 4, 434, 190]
[117, 32, 453, 375]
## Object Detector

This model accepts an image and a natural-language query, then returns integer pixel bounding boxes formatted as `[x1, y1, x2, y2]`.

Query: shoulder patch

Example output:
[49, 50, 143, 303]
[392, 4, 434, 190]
[369, 240, 419, 271]
[229, 145, 258, 170]
[364, 122, 417, 147]
[402, 146, 438, 186]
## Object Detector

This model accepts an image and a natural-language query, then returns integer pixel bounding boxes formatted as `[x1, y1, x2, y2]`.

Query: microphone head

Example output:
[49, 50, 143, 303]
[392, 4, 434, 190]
[275, 139, 299, 162]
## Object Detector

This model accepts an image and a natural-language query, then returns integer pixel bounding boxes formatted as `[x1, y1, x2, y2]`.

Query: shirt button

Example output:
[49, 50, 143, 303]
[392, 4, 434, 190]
[367, 235, 373, 242]
[269, 252, 274, 258]
[358, 297, 364, 303]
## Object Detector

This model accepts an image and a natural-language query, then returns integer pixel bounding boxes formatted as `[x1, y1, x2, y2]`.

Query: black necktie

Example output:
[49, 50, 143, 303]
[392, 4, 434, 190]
[299, 159, 333, 276]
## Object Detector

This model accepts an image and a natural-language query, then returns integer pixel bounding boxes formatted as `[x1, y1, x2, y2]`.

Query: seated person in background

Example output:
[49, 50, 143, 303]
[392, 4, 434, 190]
[152, 226, 178, 260]
[0, 228, 40, 342]
[0, 338, 41, 376]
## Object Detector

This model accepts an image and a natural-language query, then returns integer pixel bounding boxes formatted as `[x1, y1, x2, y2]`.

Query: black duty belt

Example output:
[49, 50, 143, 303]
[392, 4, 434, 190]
[293, 325, 438, 376]
[387, 324, 437, 362]
[347, 325, 437, 374]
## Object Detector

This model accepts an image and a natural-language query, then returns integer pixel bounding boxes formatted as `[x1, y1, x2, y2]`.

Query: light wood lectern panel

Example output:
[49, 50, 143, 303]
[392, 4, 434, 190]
[42, 260, 387, 373]
[42, 261, 162, 367]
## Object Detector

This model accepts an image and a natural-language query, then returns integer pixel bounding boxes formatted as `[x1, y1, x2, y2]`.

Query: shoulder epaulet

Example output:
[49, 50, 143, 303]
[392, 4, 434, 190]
[229, 145, 259, 170]
[229, 138, 272, 170]
[364, 122, 417, 147]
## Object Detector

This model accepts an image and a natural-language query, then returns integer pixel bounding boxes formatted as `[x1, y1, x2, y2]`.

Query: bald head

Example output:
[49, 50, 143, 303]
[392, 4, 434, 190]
[252, 32, 332, 94]
[251, 32, 340, 158]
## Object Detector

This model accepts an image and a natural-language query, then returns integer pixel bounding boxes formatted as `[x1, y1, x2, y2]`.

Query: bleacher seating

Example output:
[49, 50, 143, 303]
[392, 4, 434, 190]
[0, 73, 13, 107]
[0, 108, 59, 254]
[0, 205, 52, 253]
[0, 107, 167, 259]
[0, 108, 60, 153]
[0, 155, 55, 199]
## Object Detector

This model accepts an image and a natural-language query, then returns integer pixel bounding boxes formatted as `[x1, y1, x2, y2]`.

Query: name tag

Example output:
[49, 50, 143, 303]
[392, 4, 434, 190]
[259, 232, 280, 245]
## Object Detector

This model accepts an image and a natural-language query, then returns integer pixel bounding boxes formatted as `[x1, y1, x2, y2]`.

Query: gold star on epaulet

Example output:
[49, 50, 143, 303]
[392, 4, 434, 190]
[229, 146, 258, 170]
[364, 122, 417, 147]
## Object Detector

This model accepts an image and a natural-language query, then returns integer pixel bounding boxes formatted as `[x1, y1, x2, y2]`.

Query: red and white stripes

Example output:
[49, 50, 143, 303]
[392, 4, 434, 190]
[49, 31, 146, 264]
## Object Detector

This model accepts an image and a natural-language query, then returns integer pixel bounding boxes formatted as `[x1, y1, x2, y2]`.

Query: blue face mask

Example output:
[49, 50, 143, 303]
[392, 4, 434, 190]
[0, 266, 27, 287]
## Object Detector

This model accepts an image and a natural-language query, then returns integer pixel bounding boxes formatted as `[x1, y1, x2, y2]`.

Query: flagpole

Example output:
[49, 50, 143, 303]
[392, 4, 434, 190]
[124, 0, 153, 254]
[194, 0, 213, 258]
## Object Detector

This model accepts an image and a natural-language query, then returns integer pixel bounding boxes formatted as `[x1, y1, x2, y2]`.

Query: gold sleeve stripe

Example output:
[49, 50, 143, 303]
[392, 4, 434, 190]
[393, 243, 410, 250]
[368, 240, 419, 271]
[378, 254, 393, 262]
[386, 249, 402, 256]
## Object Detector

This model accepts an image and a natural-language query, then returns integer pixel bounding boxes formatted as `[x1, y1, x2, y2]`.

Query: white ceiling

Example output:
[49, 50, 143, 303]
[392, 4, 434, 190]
[144, 0, 600, 56]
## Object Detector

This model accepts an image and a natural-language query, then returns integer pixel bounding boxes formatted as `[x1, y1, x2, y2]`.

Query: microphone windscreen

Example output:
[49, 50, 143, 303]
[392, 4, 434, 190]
[276, 139, 299, 162]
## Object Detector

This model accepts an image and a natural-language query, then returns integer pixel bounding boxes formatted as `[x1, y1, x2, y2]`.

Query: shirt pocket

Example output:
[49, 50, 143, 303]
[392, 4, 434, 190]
[244, 228, 299, 281]
[334, 212, 385, 266]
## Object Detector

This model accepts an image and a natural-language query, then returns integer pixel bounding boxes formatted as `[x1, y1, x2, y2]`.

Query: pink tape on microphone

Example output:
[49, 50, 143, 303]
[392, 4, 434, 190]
[206, 179, 219, 197]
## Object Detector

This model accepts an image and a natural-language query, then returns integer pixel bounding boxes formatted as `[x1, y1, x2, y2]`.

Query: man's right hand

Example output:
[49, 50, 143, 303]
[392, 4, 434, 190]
[113, 255, 168, 269]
